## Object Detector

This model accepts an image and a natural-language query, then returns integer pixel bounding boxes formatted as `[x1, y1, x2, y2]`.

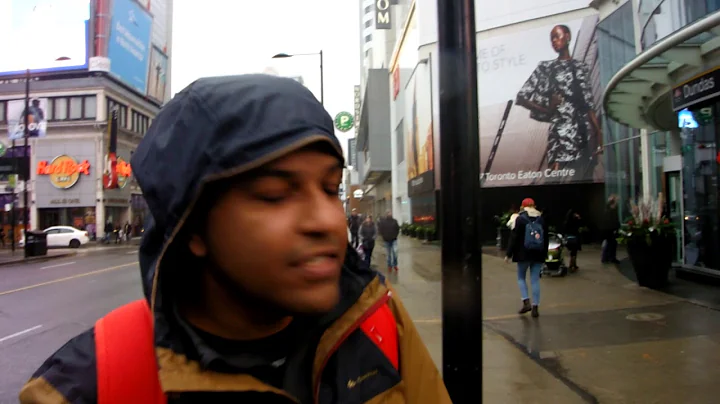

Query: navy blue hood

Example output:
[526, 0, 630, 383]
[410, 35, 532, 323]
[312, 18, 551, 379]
[131, 74, 343, 303]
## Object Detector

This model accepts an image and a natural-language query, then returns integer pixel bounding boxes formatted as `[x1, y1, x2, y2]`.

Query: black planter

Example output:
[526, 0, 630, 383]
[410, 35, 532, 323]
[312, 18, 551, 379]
[627, 233, 673, 289]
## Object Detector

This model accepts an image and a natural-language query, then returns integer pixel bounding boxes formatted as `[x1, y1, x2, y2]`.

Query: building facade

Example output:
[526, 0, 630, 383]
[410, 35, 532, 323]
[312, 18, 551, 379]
[350, 0, 412, 219]
[600, 0, 720, 276]
[0, 0, 173, 241]
[388, 0, 607, 236]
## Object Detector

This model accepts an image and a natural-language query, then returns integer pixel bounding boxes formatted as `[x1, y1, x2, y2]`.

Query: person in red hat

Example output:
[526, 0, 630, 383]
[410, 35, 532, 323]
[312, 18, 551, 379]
[505, 198, 548, 317]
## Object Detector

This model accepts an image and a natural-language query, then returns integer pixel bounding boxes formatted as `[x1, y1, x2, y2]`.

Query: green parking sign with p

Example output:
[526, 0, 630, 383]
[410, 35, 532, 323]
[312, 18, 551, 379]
[334, 111, 354, 132]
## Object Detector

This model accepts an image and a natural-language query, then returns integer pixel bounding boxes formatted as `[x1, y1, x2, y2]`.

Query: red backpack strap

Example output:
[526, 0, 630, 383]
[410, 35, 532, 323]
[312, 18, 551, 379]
[360, 303, 399, 370]
[95, 299, 167, 404]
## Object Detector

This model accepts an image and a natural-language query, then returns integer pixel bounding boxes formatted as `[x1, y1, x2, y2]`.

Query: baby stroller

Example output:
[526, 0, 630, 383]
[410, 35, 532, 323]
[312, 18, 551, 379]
[541, 232, 569, 277]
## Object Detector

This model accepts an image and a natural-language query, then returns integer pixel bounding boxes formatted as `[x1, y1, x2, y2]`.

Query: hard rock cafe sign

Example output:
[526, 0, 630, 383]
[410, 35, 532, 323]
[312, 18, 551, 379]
[37, 155, 91, 189]
[116, 157, 132, 189]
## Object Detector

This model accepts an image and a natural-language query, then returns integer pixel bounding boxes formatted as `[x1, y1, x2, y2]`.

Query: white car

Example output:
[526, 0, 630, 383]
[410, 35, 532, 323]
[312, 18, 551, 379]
[19, 226, 90, 249]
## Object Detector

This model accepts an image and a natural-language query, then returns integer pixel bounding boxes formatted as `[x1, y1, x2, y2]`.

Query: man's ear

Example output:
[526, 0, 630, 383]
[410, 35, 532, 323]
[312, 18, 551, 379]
[188, 233, 208, 257]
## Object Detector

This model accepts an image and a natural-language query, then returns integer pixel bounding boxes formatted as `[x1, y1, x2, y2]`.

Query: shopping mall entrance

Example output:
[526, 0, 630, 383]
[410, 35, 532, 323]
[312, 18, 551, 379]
[670, 104, 720, 276]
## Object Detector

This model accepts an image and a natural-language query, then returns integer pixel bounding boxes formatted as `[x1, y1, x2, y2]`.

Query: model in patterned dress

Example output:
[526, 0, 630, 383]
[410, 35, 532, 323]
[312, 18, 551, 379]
[515, 24, 603, 173]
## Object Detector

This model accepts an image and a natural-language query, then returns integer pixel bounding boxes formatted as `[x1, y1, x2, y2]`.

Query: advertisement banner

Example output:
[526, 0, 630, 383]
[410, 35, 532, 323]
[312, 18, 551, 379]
[103, 107, 119, 189]
[0, 0, 90, 76]
[405, 62, 435, 197]
[375, 0, 392, 30]
[417, 0, 588, 46]
[347, 138, 357, 168]
[147, 46, 168, 102]
[7, 98, 48, 140]
[477, 16, 603, 187]
[107, 0, 153, 94]
[671, 67, 720, 111]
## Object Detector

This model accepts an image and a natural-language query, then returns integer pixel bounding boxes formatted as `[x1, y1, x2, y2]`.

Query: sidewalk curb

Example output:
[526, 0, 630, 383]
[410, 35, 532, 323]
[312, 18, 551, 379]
[0, 251, 78, 268]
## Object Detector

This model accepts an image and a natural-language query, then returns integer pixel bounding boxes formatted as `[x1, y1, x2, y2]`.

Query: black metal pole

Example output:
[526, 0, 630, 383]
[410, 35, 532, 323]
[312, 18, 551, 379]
[23, 68, 30, 258]
[10, 139, 16, 254]
[319, 50, 324, 105]
[437, 0, 482, 402]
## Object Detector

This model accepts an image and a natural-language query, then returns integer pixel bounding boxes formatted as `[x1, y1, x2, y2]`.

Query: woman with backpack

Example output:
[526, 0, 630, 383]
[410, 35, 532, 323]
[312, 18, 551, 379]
[505, 198, 549, 318]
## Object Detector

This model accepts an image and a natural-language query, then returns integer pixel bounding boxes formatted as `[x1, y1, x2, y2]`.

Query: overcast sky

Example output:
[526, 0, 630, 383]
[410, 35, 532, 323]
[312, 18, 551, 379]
[171, 0, 361, 150]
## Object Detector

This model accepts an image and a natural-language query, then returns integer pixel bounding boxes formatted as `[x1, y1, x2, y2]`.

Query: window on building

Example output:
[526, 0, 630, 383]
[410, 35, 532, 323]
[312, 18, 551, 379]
[107, 97, 129, 128]
[84, 96, 97, 119]
[0, 101, 5, 123]
[42, 96, 97, 121]
[53, 98, 68, 120]
[131, 110, 151, 134]
[69, 97, 83, 119]
[396, 120, 405, 163]
[364, 34, 372, 43]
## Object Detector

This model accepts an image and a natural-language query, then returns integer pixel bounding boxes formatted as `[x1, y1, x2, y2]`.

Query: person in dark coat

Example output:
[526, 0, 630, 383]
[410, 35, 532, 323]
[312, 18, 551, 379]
[564, 208, 582, 271]
[20, 75, 450, 404]
[359, 215, 377, 267]
[505, 198, 549, 317]
[347, 209, 361, 248]
[600, 195, 621, 264]
[377, 211, 400, 272]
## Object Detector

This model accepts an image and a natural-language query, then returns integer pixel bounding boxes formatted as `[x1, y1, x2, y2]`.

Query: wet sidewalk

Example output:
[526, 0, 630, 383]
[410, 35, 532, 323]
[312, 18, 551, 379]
[370, 237, 720, 403]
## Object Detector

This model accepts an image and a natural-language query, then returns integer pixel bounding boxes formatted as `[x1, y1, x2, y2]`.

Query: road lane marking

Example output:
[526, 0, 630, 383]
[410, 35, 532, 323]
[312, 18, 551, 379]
[40, 261, 76, 270]
[127, 250, 138, 255]
[0, 325, 43, 343]
[0, 262, 138, 297]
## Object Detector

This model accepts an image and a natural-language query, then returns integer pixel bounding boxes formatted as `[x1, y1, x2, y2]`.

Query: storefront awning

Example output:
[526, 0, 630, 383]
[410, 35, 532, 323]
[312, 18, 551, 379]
[603, 12, 720, 131]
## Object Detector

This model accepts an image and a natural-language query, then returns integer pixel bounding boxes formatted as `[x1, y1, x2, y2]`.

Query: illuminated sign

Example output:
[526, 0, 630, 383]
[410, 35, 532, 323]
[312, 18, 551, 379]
[116, 158, 132, 188]
[37, 155, 91, 189]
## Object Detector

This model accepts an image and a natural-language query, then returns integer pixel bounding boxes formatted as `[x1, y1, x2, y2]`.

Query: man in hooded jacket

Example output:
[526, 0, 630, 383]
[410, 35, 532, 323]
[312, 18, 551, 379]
[19, 75, 450, 403]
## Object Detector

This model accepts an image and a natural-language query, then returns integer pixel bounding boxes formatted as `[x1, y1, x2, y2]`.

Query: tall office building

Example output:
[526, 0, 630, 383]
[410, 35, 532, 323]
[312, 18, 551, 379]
[349, 0, 412, 218]
[0, 0, 173, 240]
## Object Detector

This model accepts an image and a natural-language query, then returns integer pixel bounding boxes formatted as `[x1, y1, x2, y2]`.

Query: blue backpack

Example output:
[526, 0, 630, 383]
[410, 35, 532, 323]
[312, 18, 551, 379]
[523, 215, 544, 250]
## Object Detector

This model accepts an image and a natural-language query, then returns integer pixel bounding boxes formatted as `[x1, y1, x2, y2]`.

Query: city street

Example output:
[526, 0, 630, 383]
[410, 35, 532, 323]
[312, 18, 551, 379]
[0, 245, 141, 403]
[2, 239, 720, 403]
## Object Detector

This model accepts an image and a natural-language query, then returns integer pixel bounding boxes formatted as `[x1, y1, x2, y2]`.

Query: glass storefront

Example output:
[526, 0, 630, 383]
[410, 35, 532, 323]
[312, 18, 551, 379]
[639, 0, 720, 50]
[38, 207, 96, 231]
[597, 1, 647, 221]
[674, 104, 720, 271]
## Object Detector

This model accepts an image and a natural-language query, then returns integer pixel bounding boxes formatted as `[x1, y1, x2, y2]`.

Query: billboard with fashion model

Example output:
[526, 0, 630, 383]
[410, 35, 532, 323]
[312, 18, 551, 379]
[405, 61, 435, 198]
[7, 98, 48, 140]
[477, 15, 603, 187]
[416, 0, 589, 46]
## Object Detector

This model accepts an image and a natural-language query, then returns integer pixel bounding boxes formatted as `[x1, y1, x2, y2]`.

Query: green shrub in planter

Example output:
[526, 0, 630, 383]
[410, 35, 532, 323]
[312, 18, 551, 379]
[408, 225, 417, 238]
[426, 225, 437, 241]
[416, 225, 426, 239]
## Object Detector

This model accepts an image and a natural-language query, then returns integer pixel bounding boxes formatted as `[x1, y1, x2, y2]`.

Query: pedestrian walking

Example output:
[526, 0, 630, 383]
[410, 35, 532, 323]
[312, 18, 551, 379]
[377, 211, 400, 273]
[505, 198, 548, 317]
[103, 220, 113, 244]
[360, 215, 377, 267]
[600, 194, 620, 264]
[564, 208, 582, 271]
[348, 208, 361, 248]
[20, 74, 450, 404]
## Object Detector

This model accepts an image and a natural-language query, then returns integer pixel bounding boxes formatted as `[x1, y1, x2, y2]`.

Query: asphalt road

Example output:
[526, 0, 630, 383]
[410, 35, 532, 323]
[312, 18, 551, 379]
[0, 246, 142, 403]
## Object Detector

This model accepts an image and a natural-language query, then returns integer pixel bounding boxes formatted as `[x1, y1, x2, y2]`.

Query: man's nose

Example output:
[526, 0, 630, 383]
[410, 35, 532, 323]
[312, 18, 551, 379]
[300, 191, 341, 235]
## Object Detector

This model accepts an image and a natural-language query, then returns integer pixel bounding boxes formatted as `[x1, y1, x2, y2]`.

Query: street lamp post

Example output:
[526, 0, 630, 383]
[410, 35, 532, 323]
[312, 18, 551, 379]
[437, 0, 483, 402]
[21, 57, 70, 258]
[22, 68, 30, 258]
[271, 51, 324, 105]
